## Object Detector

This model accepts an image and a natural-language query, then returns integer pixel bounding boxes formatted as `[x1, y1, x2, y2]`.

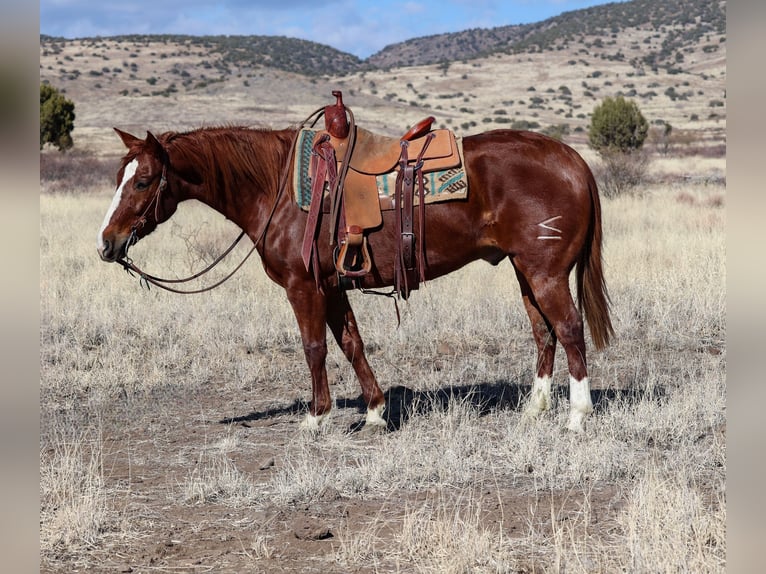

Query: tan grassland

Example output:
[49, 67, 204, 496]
[41, 174, 725, 572]
[40, 25, 725, 574]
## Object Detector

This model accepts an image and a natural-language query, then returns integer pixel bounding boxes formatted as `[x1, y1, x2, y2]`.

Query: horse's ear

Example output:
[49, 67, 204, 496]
[114, 127, 141, 149]
[145, 131, 168, 163]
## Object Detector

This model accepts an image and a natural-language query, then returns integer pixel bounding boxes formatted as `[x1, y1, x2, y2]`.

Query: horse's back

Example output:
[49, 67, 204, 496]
[463, 129, 593, 187]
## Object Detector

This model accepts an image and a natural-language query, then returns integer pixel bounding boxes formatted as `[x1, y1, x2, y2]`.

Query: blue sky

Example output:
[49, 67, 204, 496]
[40, 0, 621, 59]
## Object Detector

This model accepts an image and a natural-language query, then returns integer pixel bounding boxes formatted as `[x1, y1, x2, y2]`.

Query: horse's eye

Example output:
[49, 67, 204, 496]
[134, 180, 150, 191]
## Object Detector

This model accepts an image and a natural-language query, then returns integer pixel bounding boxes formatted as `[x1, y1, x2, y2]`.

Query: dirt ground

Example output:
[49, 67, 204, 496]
[43, 374, 642, 573]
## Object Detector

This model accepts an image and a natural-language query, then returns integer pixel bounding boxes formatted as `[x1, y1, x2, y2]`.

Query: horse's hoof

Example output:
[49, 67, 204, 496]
[301, 412, 328, 433]
[565, 411, 587, 433]
[523, 376, 552, 421]
[359, 421, 387, 436]
[365, 404, 387, 428]
[522, 403, 545, 421]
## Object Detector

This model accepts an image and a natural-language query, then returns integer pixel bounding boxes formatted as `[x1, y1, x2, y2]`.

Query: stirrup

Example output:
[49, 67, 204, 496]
[335, 226, 371, 278]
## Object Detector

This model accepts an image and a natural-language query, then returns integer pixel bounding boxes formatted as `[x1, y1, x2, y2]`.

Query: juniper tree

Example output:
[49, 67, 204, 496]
[40, 84, 75, 151]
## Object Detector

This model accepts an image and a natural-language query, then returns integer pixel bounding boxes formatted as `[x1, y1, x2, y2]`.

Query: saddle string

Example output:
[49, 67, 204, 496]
[117, 106, 329, 294]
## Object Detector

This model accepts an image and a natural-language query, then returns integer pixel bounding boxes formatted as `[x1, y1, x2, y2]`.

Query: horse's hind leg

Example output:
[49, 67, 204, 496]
[326, 291, 387, 428]
[519, 268, 592, 432]
[513, 266, 557, 419]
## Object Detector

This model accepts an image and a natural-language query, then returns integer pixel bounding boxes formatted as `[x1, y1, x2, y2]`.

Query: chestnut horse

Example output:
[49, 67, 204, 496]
[97, 122, 613, 432]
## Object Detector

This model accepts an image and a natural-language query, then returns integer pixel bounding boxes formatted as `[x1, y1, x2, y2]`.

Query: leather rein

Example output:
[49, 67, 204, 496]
[116, 111, 324, 294]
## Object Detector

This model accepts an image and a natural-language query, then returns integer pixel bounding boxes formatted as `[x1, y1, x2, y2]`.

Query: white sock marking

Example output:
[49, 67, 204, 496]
[567, 376, 593, 432]
[365, 403, 387, 427]
[524, 375, 552, 418]
[301, 412, 328, 432]
[97, 159, 137, 251]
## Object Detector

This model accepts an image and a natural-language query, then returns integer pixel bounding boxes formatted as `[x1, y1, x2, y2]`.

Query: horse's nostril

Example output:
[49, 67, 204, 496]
[99, 239, 114, 261]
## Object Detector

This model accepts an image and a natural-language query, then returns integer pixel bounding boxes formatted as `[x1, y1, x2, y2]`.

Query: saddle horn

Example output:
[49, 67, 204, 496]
[324, 90, 350, 139]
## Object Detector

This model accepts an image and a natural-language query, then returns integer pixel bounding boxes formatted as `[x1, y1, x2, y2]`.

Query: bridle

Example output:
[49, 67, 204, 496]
[114, 110, 329, 294]
[116, 156, 258, 294]
[124, 163, 167, 246]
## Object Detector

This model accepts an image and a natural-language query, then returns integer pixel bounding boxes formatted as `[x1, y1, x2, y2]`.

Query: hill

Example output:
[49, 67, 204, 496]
[39, 0, 725, 161]
[367, 0, 725, 71]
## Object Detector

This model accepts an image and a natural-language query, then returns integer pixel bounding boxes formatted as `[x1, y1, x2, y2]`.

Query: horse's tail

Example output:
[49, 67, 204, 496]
[576, 169, 614, 350]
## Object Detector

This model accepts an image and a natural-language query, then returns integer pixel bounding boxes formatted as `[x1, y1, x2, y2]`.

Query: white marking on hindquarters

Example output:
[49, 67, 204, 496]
[537, 215, 563, 240]
[301, 412, 328, 432]
[523, 375, 552, 419]
[566, 376, 594, 433]
[97, 159, 138, 251]
[365, 403, 387, 428]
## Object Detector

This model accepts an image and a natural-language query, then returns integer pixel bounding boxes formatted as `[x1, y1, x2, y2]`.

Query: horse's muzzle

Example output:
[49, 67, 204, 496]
[97, 238, 124, 262]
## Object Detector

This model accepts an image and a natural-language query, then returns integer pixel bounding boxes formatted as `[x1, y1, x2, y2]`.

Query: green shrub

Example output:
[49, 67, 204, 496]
[588, 95, 648, 154]
[40, 84, 75, 151]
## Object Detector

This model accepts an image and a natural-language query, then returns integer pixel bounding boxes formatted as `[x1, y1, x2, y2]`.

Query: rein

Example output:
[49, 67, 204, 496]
[116, 110, 327, 294]
[116, 161, 258, 294]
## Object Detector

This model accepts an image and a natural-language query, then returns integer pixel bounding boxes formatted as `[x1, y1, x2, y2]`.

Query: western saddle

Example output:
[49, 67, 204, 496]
[300, 91, 462, 299]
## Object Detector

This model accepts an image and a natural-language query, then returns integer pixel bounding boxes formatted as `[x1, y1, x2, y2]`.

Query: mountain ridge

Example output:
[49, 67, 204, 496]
[41, 0, 725, 76]
[39, 0, 726, 157]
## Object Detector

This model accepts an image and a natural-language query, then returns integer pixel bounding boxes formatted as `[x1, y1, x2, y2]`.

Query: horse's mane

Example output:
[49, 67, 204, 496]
[156, 126, 295, 201]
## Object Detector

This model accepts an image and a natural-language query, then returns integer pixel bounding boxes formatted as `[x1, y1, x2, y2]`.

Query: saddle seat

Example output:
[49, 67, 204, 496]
[330, 125, 459, 176]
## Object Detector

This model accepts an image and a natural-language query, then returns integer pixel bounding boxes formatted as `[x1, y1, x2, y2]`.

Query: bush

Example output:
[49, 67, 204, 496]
[541, 123, 570, 141]
[40, 84, 75, 151]
[588, 95, 648, 154]
[589, 96, 649, 196]
[593, 148, 649, 199]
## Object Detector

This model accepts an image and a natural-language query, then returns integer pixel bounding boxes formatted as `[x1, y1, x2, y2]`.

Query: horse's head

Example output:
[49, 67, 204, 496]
[97, 128, 179, 262]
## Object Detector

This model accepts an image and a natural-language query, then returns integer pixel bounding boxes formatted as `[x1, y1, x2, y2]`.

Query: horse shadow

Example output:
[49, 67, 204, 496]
[219, 379, 662, 432]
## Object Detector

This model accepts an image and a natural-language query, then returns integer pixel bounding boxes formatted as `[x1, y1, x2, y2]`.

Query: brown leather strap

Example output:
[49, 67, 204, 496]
[301, 134, 336, 290]
[393, 133, 436, 298]
[414, 133, 435, 283]
[401, 164, 415, 272]
[328, 108, 356, 245]
[394, 142, 413, 298]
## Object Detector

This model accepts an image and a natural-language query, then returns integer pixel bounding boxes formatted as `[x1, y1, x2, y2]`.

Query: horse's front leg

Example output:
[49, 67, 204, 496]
[326, 290, 386, 428]
[285, 287, 332, 430]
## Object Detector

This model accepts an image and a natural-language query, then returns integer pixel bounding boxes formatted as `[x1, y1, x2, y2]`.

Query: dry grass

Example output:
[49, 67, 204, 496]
[40, 422, 115, 562]
[40, 161, 724, 571]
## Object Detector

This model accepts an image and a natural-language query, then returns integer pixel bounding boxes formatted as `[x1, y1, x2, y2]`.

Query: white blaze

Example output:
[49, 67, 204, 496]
[97, 159, 138, 251]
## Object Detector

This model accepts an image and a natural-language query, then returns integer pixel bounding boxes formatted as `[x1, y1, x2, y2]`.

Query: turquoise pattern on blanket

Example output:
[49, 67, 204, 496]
[295, 128, 318, 209]
[375, 167, 468, 201]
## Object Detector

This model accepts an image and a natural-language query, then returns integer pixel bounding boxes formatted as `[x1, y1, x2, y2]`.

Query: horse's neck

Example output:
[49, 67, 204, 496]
[174, 129, 290, 228]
